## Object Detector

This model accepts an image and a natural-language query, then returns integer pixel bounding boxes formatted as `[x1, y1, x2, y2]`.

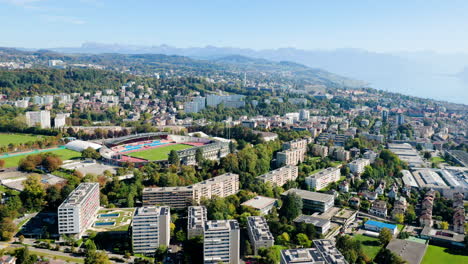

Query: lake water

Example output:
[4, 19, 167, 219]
[366, 73, 468, 105]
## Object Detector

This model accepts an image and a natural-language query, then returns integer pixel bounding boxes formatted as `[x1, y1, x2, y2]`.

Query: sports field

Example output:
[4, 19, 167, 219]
[0, 148, 81, 168]
[422, 245, 468, 264]
[352, 234, 382, 260]
[0, 133, 45, 147]
[127, 144, 193, 161]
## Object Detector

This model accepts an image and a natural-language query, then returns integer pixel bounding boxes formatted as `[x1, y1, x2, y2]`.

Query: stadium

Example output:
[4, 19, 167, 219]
[100, 132, 230, 166]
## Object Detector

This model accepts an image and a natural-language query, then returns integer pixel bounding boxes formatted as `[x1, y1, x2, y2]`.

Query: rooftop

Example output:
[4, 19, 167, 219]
[282, 188, 334, 203]
[241, 196, 277, 210]
[365, 220, 397, 231]
[294, 215, 330, 228]
[247, 216, 274, 242]
[386, 239, 428, 264]
[188, 206, 207, 230]
[59, 182, 99, 207]
[205, 220, 239, 231]
[134, 206, 169, 216]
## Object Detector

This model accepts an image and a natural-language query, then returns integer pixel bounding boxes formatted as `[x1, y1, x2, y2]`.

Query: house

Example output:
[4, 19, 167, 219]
[392, 197, 407, 217]
[369, 200, 387, 218]
[375, 184, 385, 195]
[363, 191, 378, 200]
[453, 207, 465, 234]
[339, 181, 349, 193]
[387, 185, 398, 199]
[419, 210, 433, 227]
[0, 255, 16, 264]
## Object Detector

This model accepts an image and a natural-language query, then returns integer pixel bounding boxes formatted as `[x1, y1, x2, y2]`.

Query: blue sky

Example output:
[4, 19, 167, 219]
[1, 0, 468, 52]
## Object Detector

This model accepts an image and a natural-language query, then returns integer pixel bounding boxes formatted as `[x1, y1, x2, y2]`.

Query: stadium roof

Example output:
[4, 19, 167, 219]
[65, 140, 102, 152]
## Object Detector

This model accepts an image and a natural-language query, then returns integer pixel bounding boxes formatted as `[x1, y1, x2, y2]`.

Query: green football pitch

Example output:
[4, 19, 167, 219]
[0, 148, 81, 168]
[0, 133, 46, 147]
[127, 144, 193, 161]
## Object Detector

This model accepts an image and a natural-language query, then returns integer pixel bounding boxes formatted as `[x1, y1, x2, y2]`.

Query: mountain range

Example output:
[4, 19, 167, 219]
[45, 43, 468, 104]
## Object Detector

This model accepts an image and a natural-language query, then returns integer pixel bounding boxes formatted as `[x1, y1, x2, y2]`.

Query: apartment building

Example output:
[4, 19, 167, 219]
[204, 220, 240, 264]
[58, 182, 100, 238]
[283, 138, 309, 151]
[26, 110, 51, 128]
[246, 216, 274, 255]
[132, 206, 171, 255]
[348, 158, 371, 175]
[257, 165, 298, 187]
[282, 189, 334, 213]
[188, 206, 207, 239]
[54, 113, 68, 128]
[312, 144, 329, 158]
[143, 173, 239, 208]
[276, 148, 305, 166]
[305, 167, 341, 191]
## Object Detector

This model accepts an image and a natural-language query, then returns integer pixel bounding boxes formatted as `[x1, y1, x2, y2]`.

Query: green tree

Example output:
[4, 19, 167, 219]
[85, 250, 111, 264]
[82, 147, 101, 159]
[439, 221, 449, 230]
[279, 193, 303, 220]
[195, 148, 204, 164]
[393, 213, 404, 224]
[0, 218, 16, 241]
[296, 233, 312, 247]
[168, 150, 180, 166]
[155, 245, 168, 262]
[245, 240, 253, 256]
[258, 246, 281, 264]
[20, 174, 46, 211]
[379, 228, 393, 245]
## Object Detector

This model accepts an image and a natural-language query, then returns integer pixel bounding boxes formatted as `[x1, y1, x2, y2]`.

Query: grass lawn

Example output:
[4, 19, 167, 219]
[30, 249, 84, 263]
[430, 156, 445, 163]
[0, 148, 81, 168]
[353, 234, 382, 260]
[127, 143, 193, 161]
[0, 133, 45, 147]
[422, 245, 468, 264]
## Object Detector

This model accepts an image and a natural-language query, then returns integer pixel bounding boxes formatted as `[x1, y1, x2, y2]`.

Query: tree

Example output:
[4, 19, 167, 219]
[296, 233, 312, 247]
[393, 213, 404, 224]
[439, 221, 449, 230]
[85, 250, 111, 264]
[155, 245, 168, 262]
[168, 150, 180, 166]
[0, 218, 16, 241]
[82, 147, 101, 159]
[279, 193, 303, 220]
[15, 246, 38, 264]
[276, 232, 290, 246]
[20, 174, 46, 211]
[0, 159, 4, 168]
[245, 240, 253, 256]
[374, 248, 406, 264]
[379, 228, 393, 245]
[195, 148, 204, 164]
[258, 246, 281, 264]
[423, 152, 432, 159]
[43, 155, 63, 171]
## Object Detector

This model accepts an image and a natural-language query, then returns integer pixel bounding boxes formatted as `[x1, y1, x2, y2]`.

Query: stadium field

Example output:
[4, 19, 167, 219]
[127, 144, 193, 161]
[0, 133, 45, 147]
[0, 148, 81, 168]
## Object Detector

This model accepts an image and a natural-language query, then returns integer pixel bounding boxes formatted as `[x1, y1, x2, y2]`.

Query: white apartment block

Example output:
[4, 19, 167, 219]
[143, 173, 239, 208]
[348, 158, 371, 175]
[204, 220, 240, 264]
[26, 110, 51, 128]
[305, 167, 341, 191]
[247, 216, 274, 255]
[283, 138, 309, 151]
[276, 148, 305, 166]
[54, 113, 68, 128]
[132, 206, 170, 255]
[188, 206, 207, 239]
[58, 183, 100, 238]
[257, 165, 298, 186]
[312, 144, 329, 158]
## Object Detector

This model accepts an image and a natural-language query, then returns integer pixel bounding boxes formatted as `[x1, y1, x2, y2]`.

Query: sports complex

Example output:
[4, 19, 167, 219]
[100, 132, 230, 166]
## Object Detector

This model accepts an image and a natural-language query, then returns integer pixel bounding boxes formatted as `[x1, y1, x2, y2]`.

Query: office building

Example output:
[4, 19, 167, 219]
[58, 183, 100, 238]
[282, 189, 334, 213]
[188, 206, 207, 239]
[305, 167, 341, 191]
[241, 196, 277, 215]
[280, 239, 347, 264]
[204, 220, 240, 264]
[348, 158, 370, 175]
[143, 173, 239, 208]
[132, 206, 170, 255]
[247, 216, 274, 255]
[257, 165, 298, 187]
[26, 110, 51, 128]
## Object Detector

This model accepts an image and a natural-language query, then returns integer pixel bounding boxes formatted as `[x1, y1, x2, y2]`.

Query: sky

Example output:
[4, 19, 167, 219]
[1, 0, 468, 53]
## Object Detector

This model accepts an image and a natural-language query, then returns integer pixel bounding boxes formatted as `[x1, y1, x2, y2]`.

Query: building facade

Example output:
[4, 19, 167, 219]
[257, 165, 298, 187]
[58, 183, 100, 238]
[26, 110, 51, 128]
[132, 206, 171, 255]
[247, 216, 274, 255]
[305, 167, 341, 191]
[188, 206, 207, 239]
[348, 158, 371, 175]
[282, 189, 334, 213]
[204, 220, 240, 264]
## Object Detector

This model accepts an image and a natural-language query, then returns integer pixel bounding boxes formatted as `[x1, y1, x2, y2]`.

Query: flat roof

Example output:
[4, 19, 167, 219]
[241, 196, 277, 210]
[294, 215, 330, 227]
[282, 188, 334, 203]
[386, 239, 427, 264]
[365, 220, 397, 230]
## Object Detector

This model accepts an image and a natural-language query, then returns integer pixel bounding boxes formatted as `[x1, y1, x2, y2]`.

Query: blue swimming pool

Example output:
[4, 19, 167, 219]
[95, 222, 115, 226]
[99, 213, 119, 218]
